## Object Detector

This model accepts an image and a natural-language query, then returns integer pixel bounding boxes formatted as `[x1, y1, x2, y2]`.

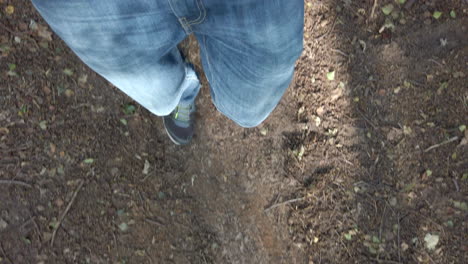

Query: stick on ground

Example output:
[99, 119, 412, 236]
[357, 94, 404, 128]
[50, 180, 85, 247]
[424, 136, 458, 152]
[264, 197, 306, 212]
[0, 179, 32, 188]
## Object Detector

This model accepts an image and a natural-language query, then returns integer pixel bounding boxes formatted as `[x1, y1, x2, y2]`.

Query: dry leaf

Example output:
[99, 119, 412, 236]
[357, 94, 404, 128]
[37, 25, 53, 41]
[5, 5, 14, 15]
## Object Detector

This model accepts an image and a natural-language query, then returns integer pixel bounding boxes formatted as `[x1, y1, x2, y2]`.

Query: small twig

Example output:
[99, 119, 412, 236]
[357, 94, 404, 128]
[145, 218, 165, 226]
[370, 0, 379, 21]
[334, 230, 352, 259]
[424, 136, 458, 152]
[0, 179, 32, 188]
[397, 212, 401, 263]
[19, 216, 36, 230]
[452, 178, 460, 192]
[0, 243, 12, 264]
[264, 197, 306, 212]
[428, 59, 443, 67]
[50, 180, 85, 247]
[357, 109, 378, 129]
[331, 48, 348, 57]
[315, 16, 337, 40]
[373, 259, 402, 264]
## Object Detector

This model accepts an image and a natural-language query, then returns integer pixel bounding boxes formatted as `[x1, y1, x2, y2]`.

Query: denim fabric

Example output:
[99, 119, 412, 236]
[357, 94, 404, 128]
[32, 0, 303, 127]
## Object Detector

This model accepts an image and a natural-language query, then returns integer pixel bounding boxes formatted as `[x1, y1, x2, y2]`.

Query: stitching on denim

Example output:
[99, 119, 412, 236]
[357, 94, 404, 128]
[167, 0, 180, 18]
[186, 0, 206, 26]
[180, 17, 191, 33]
[167, 0, 191, 34]
[185, 0, 202, 25]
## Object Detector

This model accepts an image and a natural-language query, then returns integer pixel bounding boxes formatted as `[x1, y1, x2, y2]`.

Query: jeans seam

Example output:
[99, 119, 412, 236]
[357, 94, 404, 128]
[201, 35, 215, 88]
[186, 0, 206, 26]
[167, 0, 191, 33]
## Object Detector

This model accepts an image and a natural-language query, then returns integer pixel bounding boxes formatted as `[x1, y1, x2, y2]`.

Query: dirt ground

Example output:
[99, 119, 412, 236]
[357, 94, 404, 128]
[1, 0, 467, 263]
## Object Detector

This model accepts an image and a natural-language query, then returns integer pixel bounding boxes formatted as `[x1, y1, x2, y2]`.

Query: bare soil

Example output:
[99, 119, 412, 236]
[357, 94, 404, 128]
[1, 0, 467, 264]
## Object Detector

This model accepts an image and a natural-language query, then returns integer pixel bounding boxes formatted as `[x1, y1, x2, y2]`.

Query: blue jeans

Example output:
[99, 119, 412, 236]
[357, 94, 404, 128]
[32, 0, 304, 127]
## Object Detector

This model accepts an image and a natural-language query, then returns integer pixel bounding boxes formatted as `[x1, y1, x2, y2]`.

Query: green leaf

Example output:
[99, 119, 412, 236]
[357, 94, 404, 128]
[382, 4, 394, 15]
[397, 0, 406, 4]
[120, 118, 128, 126]
[444, 220, 454, 227]
[8, 63, 16, 71]
[83, 158, 94, 164]
[122, 104, 136, 115]
[63, 68, 73, 76]
[462, 173, 468, 181]
[433, 11, 442, 19]
[459, 125, 466, 132]
[39, 120, 47, 130]
[425, 169, 432, 177]
[403, 183, 415, 192]
[450, 10, 456, 18]
[453, 201, 468, 211]
[372, 236, 380, 244]
[326, 71, 335, 81]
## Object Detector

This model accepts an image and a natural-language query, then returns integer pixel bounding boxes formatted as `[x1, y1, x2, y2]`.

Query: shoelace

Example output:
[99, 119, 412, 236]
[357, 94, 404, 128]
[172, 105, 192, 123]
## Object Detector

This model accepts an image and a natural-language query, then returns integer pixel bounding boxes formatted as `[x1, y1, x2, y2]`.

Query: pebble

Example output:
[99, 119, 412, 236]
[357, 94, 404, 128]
[0, 218, 8, 230]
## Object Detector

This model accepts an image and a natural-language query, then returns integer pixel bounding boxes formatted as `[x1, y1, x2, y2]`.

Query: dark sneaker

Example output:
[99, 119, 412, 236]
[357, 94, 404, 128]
[163, 103, 195, 145]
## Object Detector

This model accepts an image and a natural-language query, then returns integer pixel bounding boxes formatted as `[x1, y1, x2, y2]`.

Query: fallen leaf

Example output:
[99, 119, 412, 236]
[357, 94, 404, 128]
[450, 10, 456, 18]
[64, 89, 74, 98]
[78, 74, 88, 85]
[122, 104, 136, 115]
[424, 233, 439, 250]
[39, 120, 47, 130]
[453, 201, 467, 211]
[433, 11, 442, 19]
[118, 222, 128, 232]
[425, 169, 432, 177]
[63, 68, 73, 76]
[5, 5, 14, 15]
[381, 4, 394, 16]
[37, 25, 53, 41]
[142, 160, 150, 175]
[326, 71, 335, 81]
[83, 158, 94, 164]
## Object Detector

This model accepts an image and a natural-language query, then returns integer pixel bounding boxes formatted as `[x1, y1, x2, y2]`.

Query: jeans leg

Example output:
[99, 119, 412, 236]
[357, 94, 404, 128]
[31, 0, 200, 116]
[194, 0, 304, 127]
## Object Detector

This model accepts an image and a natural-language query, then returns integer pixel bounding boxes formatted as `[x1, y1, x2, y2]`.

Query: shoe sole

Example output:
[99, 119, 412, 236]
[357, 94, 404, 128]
[163, 118, 190, 145]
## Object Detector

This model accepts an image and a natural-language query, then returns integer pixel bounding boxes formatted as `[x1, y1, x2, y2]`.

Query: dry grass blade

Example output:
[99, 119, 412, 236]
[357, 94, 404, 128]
[50, 180, 85, 247]
[0, 179, 32, 188]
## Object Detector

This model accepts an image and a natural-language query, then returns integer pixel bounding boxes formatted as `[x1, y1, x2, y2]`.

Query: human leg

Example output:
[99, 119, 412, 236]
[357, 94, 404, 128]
[193, 0, 304, 127]
[31, 0, 201, 116]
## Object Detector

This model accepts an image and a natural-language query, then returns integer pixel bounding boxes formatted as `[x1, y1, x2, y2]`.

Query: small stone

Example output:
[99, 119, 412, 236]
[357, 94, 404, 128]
[0, 218, 8, 230]
[316, 106, 325, 116]
[401, 242, 409, 251]
[55, 198, 64, 207]
[118, 222, 129, 232]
